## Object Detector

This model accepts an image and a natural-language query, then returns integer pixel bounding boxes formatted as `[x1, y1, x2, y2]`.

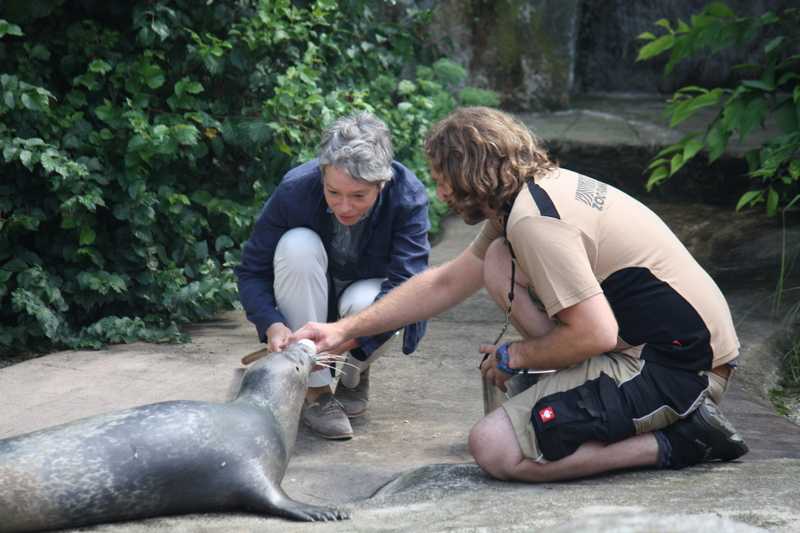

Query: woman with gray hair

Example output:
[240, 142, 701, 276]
[235, 112, 431, 439]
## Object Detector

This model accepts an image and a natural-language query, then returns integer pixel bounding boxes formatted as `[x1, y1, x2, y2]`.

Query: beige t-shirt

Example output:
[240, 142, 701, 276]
[470, 168, 739, 370]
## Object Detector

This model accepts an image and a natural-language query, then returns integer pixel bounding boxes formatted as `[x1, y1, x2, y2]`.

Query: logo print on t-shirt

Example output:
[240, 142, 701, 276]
[575, 175, 608, 211]
[539, 406, 556, 423]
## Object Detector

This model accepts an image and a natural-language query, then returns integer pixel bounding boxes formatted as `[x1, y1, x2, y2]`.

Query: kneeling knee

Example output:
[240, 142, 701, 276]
[468, 421, 513, 481]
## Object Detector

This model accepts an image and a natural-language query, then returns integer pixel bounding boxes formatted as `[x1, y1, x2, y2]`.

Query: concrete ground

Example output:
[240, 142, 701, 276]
[2, 97, 800, 531]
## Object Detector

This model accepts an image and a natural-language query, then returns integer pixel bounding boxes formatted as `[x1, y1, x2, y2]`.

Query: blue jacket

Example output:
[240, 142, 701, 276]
[235, 159, 430, 356]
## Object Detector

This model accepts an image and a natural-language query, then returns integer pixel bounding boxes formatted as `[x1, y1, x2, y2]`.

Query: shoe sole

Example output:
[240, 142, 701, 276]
[345, 409, 367, 419]
[302, 419, 353, 440]
[695, 401, 749, 461]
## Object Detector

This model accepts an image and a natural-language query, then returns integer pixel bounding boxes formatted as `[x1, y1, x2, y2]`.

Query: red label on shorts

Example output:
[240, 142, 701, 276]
[539, 406, 556, 423]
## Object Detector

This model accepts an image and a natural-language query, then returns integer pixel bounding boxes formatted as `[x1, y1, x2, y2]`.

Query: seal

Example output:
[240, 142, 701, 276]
[0, 341, 348, 532]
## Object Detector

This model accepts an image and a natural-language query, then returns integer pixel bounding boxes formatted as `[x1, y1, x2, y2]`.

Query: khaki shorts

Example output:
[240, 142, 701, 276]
[502, 352, 729, 462]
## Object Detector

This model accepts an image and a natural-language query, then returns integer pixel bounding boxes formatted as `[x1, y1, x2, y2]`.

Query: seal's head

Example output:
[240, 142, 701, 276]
[238, 341, 316, 400]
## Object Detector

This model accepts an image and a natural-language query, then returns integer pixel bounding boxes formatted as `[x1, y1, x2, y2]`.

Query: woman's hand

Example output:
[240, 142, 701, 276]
[266, 322, 292, 353]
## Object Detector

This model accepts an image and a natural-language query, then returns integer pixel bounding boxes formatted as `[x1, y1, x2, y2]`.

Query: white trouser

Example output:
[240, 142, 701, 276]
[274, 227, 392, 388]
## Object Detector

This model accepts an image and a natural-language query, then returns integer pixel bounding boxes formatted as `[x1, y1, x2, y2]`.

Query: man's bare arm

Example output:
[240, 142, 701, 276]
[291, 247, 484, 350]
[508, 292, 619, 370]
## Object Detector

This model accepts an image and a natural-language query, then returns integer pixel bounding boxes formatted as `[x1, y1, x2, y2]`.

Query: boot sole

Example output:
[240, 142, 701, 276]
[302, 419, 353, 440]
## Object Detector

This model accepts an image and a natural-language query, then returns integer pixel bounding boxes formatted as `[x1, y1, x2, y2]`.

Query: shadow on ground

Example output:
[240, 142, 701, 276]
[1, 97, 799, 532]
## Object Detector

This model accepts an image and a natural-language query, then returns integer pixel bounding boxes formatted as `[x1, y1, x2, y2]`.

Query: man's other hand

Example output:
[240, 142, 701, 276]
[479, 343, 512, 392]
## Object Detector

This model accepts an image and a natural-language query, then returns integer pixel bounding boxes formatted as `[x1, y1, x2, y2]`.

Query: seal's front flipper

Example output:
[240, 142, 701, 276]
[243, 484, 350, 522]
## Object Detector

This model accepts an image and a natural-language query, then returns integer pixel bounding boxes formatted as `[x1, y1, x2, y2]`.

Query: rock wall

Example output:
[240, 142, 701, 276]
[427, 0, 580, 110]
[576, 0, 794, 95]
[425, 0, 792, 110]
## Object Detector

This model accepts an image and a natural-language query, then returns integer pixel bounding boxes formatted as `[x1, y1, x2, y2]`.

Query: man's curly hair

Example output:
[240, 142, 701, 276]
[424, 107, 557, 224]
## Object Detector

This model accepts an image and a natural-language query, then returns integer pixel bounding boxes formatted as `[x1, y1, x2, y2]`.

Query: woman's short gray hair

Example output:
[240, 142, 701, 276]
[318, 112, 394, 184]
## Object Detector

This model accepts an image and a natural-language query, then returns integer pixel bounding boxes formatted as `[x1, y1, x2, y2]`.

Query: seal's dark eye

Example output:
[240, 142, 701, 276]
[295, 366, 300, 371]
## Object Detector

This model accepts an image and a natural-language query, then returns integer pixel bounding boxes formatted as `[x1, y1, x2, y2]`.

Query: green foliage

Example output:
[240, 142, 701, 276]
[784, 333, 800, 390]
[458, 87, 502, 108]
[0, 2, 480, 355]
[637, 3, 800, 217]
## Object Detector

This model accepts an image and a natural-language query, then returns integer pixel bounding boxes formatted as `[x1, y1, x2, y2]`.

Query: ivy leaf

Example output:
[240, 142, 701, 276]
[190, 190, 213, 206]
[215, 235, 234, 251]
[20, 93, 42, 112]
[174, 77, 204, 96]
[151, 21, 170, 41]
[0, 20, 23, 38]
[142, 64, 165, 89]
[705, 2, 735, 18]
[89, 59, 112, 75]
[12, 289, 62, 340]
[80, 227, 96, 245]
[30, 44, 50, 61]
[40, 150, 58, 173]
[194, 241, 208, 260]
[172, 124, 199, 146]
[397, 80, 416, 96]
[19, 149, 33, 169]
[790, 160, 800, 179]
[95, 101, 119, 123]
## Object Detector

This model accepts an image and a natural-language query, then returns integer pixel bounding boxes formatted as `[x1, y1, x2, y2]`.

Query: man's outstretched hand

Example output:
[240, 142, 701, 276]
[290, 321, 346, 353]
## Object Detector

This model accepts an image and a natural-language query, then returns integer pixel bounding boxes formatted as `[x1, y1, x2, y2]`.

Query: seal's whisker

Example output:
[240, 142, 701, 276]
[314, 353, 347, 362]
[313, 362, 338, 371]
[314, 360, 361, 369]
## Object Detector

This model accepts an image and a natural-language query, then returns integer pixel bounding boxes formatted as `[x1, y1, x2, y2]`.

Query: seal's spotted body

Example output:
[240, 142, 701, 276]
[0, 343, 347, 532]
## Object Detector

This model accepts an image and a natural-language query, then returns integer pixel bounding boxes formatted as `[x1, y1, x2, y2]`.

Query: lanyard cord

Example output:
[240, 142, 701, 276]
[491, 238, 516, 346]
[480, 181, 558, 376]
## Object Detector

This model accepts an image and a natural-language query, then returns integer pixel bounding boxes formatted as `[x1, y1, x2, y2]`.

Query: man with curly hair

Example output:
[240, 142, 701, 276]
[292, 107, 747, 480]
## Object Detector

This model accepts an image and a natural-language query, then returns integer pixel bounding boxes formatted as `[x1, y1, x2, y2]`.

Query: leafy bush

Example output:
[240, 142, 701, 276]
[637, 2, 800, 216]
[0, 1, 493, 355]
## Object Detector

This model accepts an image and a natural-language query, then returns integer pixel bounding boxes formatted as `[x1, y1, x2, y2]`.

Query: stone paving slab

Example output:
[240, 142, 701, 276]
[2, 215, 800, 532]
[2, 98, 800, 531]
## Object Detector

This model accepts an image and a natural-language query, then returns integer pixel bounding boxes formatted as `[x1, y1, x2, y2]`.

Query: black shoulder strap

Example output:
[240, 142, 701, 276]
[528, 180, 560, 219]
[503, 179, 560, 255]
